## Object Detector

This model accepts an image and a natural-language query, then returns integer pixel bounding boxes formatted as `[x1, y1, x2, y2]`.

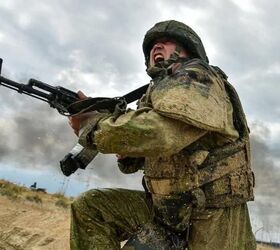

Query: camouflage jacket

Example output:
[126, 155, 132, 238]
[79, 58, 254, 213]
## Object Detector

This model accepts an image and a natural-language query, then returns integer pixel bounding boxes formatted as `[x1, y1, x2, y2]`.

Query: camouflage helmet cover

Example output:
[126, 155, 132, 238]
[143, 20, 209, 64]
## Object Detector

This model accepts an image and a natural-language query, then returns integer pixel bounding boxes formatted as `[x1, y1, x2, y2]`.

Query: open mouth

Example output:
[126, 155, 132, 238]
[154, 54, 165, 64]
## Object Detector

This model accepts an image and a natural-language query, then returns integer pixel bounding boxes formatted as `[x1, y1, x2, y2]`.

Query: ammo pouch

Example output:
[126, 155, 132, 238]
[200, 144, 255, 208]
[203, 148, 255, 208]
[145, 145, 254, 210]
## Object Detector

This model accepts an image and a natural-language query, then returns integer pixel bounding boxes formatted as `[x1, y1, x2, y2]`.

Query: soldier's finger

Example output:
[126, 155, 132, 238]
[77, 90, 88, 100]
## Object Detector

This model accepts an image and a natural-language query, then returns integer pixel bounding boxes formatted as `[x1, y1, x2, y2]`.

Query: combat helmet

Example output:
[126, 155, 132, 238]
[143, 20, 209, 66]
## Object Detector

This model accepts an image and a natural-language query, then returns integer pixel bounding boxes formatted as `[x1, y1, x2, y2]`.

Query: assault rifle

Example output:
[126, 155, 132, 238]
[0, 58, 148, 176]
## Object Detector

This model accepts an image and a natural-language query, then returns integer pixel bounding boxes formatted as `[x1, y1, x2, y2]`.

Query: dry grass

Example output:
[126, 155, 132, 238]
[25, 194, 43, 204]
[0, 179, 72, 206]
[0, 179, 27, 200]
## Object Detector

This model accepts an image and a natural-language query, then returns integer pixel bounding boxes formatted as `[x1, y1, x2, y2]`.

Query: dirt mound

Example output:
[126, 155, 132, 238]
[0, 180, 71, 250]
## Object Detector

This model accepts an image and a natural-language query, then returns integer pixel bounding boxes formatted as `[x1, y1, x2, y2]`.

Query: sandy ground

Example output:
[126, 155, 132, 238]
[0, 195, 70, 250]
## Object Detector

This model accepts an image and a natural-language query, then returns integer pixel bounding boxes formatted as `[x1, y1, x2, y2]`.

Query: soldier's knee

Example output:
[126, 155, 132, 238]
[71, 189, 105, 214]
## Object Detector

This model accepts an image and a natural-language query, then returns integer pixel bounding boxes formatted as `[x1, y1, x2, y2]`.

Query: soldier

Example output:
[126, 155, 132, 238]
[69, 20, 256, 249]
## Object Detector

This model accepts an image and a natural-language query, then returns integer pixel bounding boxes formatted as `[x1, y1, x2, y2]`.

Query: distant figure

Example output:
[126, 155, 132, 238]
[30, 182, 37, 189]
[29, 182, 46, 193]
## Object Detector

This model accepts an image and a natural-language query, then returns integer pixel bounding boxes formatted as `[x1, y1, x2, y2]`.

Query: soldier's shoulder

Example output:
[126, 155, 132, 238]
[166, 59, 223, 91]
[180, 58, 212, 72]
[151, 59, 232, 133]
[180, 59, 221, 80]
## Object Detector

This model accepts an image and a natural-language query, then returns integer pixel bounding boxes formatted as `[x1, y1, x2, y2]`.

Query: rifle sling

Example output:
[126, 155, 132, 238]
[122, 83, 149, 104]
[68, 83, 149, 115]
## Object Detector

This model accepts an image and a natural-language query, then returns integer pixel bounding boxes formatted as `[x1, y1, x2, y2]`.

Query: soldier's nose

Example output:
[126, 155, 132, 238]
[152, 43, 164, 51]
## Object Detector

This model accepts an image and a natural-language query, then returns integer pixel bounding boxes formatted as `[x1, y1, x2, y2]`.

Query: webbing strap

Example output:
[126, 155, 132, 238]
[67, 83, 149, 115]
[144, 150, 246, 195]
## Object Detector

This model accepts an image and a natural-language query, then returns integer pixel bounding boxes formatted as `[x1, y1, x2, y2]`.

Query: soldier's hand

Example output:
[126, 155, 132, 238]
[68, 91, 95, 136]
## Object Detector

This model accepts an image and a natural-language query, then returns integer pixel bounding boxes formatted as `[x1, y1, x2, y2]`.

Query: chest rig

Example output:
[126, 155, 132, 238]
[141, 64, 254, 209]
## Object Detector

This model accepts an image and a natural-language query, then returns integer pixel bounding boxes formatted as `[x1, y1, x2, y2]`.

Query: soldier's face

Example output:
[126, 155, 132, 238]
[149, 38, 188, 66]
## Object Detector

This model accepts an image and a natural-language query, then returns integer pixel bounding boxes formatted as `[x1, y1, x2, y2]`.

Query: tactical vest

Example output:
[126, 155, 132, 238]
[142, 64, 255, 209]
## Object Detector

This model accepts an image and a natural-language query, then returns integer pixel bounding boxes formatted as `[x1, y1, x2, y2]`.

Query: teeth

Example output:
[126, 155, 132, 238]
[154, 54, 164, 63]
[155, 54, 163, 59]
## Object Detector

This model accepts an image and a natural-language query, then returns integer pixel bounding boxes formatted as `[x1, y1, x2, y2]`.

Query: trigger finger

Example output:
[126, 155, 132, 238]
[77, 90, 87, 100]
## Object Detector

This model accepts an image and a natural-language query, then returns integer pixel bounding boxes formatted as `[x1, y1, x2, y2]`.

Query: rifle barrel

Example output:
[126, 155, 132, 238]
[0, 75, 52, 101]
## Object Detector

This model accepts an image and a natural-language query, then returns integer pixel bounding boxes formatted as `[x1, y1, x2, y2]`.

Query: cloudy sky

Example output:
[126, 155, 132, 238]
[0, 0, 279, 243]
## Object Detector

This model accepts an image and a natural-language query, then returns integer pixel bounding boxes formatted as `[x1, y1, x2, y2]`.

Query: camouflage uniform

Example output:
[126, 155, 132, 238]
[71, 20, 256, 250]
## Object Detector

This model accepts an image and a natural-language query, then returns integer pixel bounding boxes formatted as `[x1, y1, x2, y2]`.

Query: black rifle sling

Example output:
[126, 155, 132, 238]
[122, 83, 149, 104]
[67, 83, 149, 114]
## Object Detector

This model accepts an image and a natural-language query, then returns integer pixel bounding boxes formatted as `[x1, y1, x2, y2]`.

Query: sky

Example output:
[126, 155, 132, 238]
[0, 0, 280, 243]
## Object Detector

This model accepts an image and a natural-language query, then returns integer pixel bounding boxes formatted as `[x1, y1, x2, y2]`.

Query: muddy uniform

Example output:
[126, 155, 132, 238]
[70, 20, 256, 250]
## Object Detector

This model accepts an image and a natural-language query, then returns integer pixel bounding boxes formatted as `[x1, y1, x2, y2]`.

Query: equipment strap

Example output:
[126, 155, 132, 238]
[122, 83, 149, 104]
[67, 83, 149, 115]
[144, 150, 246, 195]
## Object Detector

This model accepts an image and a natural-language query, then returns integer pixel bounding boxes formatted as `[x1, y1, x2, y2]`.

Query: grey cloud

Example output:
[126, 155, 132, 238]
[0, 105, 75, 169]
[200, 0, 280, 75]
[235, 70, 280, 123]
[249, 121, 280, 227]
[270, 143, 280, 159]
